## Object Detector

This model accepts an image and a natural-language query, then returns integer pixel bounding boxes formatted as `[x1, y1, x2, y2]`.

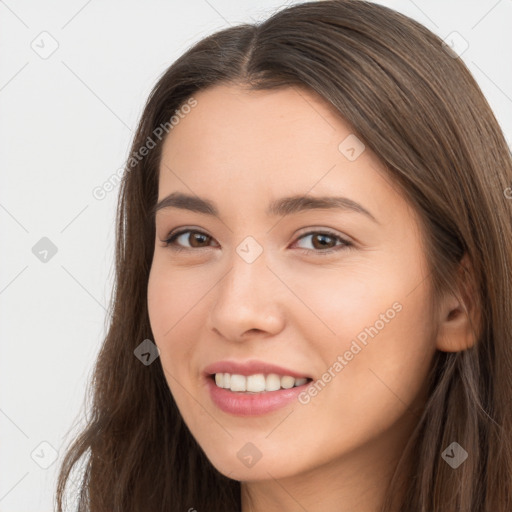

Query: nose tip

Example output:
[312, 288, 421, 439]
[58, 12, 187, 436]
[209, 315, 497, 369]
[207, 258, 285, 342]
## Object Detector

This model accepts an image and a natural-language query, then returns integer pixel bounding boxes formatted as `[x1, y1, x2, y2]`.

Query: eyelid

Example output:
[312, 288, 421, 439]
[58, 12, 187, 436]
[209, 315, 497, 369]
[294, 226, 353, 244]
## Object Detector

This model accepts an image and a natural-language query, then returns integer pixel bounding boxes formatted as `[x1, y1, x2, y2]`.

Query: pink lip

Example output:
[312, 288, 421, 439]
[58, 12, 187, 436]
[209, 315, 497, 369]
[205, 376, 311, 416]
[202, 359, 312, 416]
[203, 359, 311, 379]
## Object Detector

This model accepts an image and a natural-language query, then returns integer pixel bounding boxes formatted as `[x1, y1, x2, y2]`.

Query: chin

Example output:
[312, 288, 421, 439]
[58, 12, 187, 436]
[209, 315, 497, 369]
[203, 446, 308, 482]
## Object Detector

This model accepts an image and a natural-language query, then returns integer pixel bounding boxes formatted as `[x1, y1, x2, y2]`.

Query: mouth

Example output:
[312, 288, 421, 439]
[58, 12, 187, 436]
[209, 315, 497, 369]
[202, 360, 314, 415]
[205, 372, 313, 416]
[208, 372, 313, 393]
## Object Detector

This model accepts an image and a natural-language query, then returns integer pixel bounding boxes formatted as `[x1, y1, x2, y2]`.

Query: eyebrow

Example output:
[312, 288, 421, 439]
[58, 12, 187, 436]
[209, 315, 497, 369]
[151, 192, 379, 223]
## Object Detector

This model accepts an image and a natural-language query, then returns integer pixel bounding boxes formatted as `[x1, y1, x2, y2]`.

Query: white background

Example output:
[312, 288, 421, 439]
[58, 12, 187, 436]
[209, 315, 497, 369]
[1, 0, 511, 510]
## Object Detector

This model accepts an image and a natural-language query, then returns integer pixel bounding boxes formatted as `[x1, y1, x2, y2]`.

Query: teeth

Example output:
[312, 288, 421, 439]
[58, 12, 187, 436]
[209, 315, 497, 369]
[230, 374, 246, 392]
[213, 372, 310, 392]
[266, 373, 281, 391]
[281, 375, 295, 389]
[247, 374, 266, 392]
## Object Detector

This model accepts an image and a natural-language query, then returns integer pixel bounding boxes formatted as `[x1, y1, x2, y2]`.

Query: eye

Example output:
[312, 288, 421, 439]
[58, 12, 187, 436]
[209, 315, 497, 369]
[162, 228, 217, 252]
[292, 230, 353, 255]
[161, 228, 353, 255]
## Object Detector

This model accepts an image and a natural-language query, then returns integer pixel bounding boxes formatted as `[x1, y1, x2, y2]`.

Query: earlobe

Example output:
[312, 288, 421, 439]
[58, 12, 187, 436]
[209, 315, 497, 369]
[435, 253, 481, 353]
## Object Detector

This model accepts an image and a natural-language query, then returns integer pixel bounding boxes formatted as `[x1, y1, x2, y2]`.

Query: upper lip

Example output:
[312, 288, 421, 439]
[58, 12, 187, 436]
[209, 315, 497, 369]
[203, 360, 312, 379]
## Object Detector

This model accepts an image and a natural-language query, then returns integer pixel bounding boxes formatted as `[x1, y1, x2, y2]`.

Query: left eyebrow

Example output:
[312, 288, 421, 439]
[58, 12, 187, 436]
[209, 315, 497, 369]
[151, 192, 379, 224]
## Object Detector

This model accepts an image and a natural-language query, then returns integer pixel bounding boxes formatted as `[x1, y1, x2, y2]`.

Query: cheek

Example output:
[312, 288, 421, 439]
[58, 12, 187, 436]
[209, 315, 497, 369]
[294, 248, 433, 356]
[292, 259, 436, 427]
[147, 258, 205, 339]
[147, 271, 216, 456]
[147, 262, 204, 382]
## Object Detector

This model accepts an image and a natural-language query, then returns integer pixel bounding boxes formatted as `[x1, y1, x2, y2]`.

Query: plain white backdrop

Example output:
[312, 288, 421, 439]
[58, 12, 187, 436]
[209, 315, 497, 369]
[1, 0, 511, 510]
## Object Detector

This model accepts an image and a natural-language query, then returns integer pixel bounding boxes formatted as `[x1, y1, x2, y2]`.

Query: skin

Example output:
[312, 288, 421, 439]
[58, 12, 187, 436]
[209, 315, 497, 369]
[147, 84, 475, 512]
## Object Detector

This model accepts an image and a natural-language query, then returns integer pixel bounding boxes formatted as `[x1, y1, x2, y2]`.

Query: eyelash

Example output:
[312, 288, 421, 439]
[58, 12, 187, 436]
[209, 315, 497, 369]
[162, 228, 353, 256]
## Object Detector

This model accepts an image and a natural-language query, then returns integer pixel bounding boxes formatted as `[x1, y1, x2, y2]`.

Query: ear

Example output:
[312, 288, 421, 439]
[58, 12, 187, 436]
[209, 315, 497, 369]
[435, 253, 481, 352]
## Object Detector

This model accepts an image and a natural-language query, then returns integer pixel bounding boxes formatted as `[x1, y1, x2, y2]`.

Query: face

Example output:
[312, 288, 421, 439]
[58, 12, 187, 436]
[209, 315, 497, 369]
[147, 84, 438, 487]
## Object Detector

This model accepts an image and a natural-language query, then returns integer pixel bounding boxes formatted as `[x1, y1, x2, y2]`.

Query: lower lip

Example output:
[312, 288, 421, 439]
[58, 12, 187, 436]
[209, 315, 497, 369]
[205, 376, 311, 416]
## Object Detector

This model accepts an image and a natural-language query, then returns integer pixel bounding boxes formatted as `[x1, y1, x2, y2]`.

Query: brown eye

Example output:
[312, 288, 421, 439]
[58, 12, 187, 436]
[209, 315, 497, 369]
[164, 229, 215, 250]
[311, 233, 337, 250]
[187, 232, 211, 248]
[293, 230, 352, 255]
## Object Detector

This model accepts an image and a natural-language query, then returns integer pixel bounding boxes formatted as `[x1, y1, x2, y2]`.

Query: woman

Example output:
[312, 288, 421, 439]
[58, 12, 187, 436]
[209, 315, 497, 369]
[55, 1, 512, 510]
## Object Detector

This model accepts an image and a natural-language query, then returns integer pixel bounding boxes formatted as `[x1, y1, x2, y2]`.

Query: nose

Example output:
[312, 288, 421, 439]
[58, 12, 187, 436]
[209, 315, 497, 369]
[207, 248, 286, 343]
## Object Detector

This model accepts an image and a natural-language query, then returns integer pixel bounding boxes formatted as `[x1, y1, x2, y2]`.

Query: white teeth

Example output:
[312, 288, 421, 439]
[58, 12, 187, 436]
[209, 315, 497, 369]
[266, 373, 281, 391]
[213, 372, 310, 392]
[230, 374, 246, 392]
[280, 376, 295, 389]
[247, 374, 266, 392]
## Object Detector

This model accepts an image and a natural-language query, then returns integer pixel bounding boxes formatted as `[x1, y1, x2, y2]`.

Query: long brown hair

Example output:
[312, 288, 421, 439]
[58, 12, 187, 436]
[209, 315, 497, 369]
[55, 1, 512, 510]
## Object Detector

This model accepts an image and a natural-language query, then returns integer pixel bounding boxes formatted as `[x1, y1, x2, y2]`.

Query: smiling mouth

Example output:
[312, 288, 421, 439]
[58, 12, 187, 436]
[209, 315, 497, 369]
[209, 373, 313, 393]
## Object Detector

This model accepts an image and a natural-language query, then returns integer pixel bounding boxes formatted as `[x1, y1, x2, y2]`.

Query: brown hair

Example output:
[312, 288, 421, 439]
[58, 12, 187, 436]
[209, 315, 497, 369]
[55, 1, 512, 510]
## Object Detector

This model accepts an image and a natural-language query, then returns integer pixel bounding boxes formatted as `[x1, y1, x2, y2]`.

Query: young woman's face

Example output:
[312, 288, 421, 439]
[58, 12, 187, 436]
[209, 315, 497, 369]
[147, 84, 438, 486]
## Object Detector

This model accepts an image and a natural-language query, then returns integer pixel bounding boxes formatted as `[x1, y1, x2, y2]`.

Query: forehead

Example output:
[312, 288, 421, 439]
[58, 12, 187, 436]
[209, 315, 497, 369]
[161, 84, 352, 171]
[157, 84, 412, 230]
